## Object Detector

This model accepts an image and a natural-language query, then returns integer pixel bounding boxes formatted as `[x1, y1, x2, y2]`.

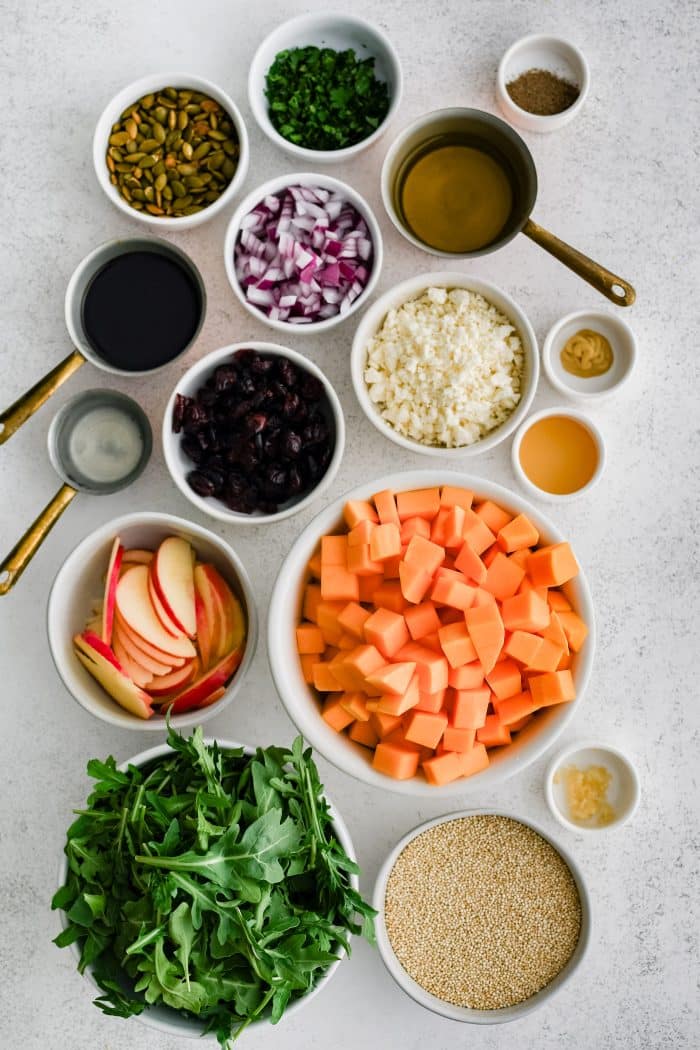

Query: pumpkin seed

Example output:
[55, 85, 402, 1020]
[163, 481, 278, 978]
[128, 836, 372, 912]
[146, 203, 164, 215]
[125, 118, 138, 139]
[222, 158, 236, 179]
[182, 205, 203, 215]
[139, 138, 160, 153]
[153, 105, 167, 123]
[154, 172, 168, 192]
[172, 194, 193, 210]
[141, 93, 155, 109]
[207, 150, 225, 171]
[192, 141, 211, 160]
[171, 179, 187, 198]
[181, 141, 193, 160]
[208, 129, 227, 141]
[109, 131, 130, 146]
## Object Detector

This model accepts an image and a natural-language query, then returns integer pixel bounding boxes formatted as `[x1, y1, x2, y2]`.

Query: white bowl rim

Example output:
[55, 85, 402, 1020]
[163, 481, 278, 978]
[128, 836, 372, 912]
[46, 511, 259, 730]
[55, 734, 358, 1038]
[511, 405, 607, 503]
[223, 172, 383, 334]
[93, 70, 249, 230]
[350, 272, 539, 457]
[267, 468, 596, 796]
[496, 34, 590, 128]
[544, 738, 641, 833]
[372, 807, 591, 1023]
[162, 341, 346, 524]
[247, 12, 403, 162]
[542, 308, 638, 400]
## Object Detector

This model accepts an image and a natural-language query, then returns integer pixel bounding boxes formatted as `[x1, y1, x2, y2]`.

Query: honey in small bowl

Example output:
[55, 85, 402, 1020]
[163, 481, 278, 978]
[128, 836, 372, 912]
[519, 414, 599, 496]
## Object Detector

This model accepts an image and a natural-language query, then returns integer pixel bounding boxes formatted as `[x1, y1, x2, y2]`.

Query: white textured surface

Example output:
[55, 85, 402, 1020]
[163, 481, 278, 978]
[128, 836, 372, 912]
[1, 1, 698, 1047]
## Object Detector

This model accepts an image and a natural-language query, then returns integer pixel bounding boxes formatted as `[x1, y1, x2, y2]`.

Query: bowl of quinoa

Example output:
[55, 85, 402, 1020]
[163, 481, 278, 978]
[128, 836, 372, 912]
[373, 810, 590, 1021]
[350, 273, 538, 457]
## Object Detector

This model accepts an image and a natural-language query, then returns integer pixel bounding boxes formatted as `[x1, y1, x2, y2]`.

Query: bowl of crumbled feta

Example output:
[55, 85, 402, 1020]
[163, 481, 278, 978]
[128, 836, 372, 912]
[351, 274, 538, 456]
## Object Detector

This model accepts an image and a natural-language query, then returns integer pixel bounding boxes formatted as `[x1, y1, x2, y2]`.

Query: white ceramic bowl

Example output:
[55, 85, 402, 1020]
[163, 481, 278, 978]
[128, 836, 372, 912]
[163, 342, 345, 525]
[248, 13, 403, 163]
[350, 273, 539, 458]
[224, 173, 383, 334]
[56, 736, 358, 1039]
[511, 406, 607, 503]
[543, 309, 638, 401]
[373, 809, 591, 1022]
[47, 512, 258, 731]
[496, 35, 589, 133]
[268, 470, 595, 797]
[545, 740, 641, 833]
[93, 72, 249, 229]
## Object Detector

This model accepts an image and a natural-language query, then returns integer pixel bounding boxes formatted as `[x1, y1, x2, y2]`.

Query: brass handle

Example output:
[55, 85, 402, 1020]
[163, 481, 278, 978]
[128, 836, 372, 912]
[522, 219, 636, 307]
[0, 350, 85, 446]
[0, 484, 78, 595]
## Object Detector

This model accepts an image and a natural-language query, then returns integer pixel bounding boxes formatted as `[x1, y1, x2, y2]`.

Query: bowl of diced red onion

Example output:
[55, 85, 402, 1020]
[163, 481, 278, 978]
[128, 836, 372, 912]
[223, 173, 383, 333]
[162, 342, 345, 524]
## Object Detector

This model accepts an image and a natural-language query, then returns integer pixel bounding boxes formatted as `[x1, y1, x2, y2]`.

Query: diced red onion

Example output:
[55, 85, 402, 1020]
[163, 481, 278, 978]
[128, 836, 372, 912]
[235, 184, 373, 324]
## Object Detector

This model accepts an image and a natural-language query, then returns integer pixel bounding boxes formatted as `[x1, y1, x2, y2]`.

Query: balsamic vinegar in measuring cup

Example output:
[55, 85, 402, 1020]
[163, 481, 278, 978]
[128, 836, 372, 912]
[395, 133, 515, 253]
[81, 250, 202, 372]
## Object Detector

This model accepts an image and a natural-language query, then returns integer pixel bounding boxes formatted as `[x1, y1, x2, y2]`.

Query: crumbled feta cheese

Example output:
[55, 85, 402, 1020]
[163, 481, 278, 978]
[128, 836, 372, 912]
[363, 288, 524, 448]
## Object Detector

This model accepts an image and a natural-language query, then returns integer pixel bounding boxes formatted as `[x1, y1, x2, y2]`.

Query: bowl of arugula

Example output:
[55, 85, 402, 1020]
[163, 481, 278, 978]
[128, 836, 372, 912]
[53, 727, 375, 1044]
[248, 13, 403, 162]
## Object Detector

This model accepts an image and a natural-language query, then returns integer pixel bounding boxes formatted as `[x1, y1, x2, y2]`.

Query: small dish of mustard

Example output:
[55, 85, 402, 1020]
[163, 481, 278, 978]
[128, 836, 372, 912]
[545, 741, 641, 834]
[542, 309, 637, 401]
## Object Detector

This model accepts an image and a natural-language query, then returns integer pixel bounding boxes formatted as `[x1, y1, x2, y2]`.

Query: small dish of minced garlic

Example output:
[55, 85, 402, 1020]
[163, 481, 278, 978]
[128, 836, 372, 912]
[546, 740, 641, 833]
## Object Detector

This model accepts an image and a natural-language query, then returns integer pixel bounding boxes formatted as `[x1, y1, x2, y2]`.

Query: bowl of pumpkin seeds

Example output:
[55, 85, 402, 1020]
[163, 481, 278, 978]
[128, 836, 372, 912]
[93, 72, 249, 228]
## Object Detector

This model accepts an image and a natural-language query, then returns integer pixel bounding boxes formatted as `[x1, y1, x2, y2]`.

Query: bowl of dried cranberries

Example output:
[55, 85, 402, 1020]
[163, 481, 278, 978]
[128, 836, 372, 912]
[163, 342, 345, 523]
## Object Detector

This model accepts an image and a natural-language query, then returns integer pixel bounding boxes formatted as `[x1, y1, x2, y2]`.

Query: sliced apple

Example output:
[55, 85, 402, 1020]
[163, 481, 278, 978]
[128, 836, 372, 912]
[73, 632, 153, 719]
[122, 548, 153, 565]
[151, 537, 197, 637]
[148, 568, 186, 638]
[194, 564, 225, 660]
[195, 593, 213, 671]
[164, 648, 242, 715]
[146, 659, 198, 697]
[116, 566, 196, 660]
[101, 538, 123, 645]
[112, 635, 154, 689]
[113, 619, 175, 676]
[198, 686, 227, 709]
[115, 610, 187, 667]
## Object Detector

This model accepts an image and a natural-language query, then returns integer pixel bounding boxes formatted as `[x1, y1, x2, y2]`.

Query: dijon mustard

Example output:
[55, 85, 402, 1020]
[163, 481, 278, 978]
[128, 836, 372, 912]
[560, 328, 613, 378]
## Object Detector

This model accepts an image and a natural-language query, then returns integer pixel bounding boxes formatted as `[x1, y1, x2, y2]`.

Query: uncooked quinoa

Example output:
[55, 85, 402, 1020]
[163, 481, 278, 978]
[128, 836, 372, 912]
[384, 815, 581, 1010]
[363, 287, 524, 448]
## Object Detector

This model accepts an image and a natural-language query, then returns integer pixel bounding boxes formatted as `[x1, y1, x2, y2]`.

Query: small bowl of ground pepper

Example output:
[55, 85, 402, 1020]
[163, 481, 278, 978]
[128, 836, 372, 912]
[374, 811, 591, 1022]
[543, 309, 638, 401]
[496, 34, 589, 133]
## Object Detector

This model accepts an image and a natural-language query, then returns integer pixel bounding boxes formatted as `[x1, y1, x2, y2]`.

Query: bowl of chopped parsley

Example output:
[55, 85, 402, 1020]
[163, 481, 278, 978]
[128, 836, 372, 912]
[53, 727, 375, 1046]
[248, 13, 403, 162]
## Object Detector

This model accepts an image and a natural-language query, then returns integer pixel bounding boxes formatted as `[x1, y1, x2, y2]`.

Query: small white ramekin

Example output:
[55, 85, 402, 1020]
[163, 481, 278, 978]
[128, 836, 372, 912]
[223, 172, 382, 334]
[545, 740, 641, 833]
[496, 35, 589, 133]
[350, 273, 539, 457]
[543, 309, 638, 401]
[162, 342, 345, 525]
[511, 406, 606, 503]
[93, 72, 249, 229]
[373, 809, 591, 1022]
[248, 13, 403, 163]
[47, 512, 258, 731]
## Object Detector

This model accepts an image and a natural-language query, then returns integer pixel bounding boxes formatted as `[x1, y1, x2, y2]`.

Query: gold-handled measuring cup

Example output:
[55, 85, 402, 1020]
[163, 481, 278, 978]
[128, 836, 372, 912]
[0, 390, 152, 595]
[0, 237, 205, 446]
[381, 107, 636, 307]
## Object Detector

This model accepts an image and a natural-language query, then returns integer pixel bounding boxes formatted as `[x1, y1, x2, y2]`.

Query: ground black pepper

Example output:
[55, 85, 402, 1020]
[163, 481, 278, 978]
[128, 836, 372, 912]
[506, 68, 579, 115]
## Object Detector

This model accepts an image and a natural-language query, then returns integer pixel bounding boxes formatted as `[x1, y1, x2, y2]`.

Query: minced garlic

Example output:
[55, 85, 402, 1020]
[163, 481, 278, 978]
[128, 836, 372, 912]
[555, 763, 616, 826]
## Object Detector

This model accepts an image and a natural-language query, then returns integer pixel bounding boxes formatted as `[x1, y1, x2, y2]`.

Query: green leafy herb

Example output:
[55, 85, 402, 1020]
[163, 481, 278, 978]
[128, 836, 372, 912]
[52, 728, 375, 1046]
[265, 45, 390, 151]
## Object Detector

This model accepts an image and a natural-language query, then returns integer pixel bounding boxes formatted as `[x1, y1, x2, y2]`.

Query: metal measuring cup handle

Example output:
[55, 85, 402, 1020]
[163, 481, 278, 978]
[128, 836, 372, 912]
[0, 351, 85, 445]
[522, 219, 636, 307]
[0, 484, 78, 594]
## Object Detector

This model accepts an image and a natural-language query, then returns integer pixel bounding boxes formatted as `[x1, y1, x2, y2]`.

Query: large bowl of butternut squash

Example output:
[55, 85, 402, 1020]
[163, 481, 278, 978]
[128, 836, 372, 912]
[268, 470, 595, 796]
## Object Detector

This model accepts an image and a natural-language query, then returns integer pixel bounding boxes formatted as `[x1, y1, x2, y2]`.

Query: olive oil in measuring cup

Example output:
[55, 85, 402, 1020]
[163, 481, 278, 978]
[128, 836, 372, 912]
[394, 133, 514, 253]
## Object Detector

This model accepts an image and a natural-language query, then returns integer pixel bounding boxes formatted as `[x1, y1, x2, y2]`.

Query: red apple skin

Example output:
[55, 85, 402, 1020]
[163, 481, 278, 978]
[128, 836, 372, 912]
[197, 686, 227, 709]
[146, 660, 198, 697]
[101, 539, 123, 645]
[77, 631, 122, 670]
[194, 564, 225, 658]
[164, 648, 242, 715]
[195, 593, 212, 671]
[152, 537, 197, 638]
[197, 564, 245, 661]
[148, 568, 185, 638]
[115, 566, 196, 660]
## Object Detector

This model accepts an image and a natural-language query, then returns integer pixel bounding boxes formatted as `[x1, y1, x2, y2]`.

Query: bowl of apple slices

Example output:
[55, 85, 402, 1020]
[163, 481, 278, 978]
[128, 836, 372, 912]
[47, 512, 257, 730]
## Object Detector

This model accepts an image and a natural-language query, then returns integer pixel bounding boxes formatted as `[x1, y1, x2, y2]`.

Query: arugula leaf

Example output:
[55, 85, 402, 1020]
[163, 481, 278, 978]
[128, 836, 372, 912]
[52, 729, 375, 1047]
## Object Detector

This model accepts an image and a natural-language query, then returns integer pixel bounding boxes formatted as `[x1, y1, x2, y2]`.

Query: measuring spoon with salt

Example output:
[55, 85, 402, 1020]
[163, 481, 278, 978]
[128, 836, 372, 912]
[0, 389, 152, 595]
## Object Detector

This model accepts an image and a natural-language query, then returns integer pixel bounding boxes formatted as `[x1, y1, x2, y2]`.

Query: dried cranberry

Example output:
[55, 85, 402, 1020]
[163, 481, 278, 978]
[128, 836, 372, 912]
[187, 470, 216, 498]
[251, 355, 274, 374]
[231, 398, 254, 420]
[201, 468, 225, 495]
[172, 393, 193, 433]
[183, 402, 210, 432]
[287, 465, 303, 494]
[240, 448, 261, 472]
[302, 420, 328, 445]
[277, 358, 298, 387]
[238, 373, 256, 397]
[181, 435, 204, 464]
[281, 392, 301, 419]
[234, 348, 257, 368]
[214, 365, 238, 393]
[300, 374, 324, 401]
[198, 386, 218, 407]
[245, 412, 267, 434]
[280, 430, 302, 459]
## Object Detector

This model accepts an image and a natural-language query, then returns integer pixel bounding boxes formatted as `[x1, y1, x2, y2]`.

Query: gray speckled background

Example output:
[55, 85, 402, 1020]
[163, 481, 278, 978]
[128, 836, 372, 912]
[1, 0, 698, 1047]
